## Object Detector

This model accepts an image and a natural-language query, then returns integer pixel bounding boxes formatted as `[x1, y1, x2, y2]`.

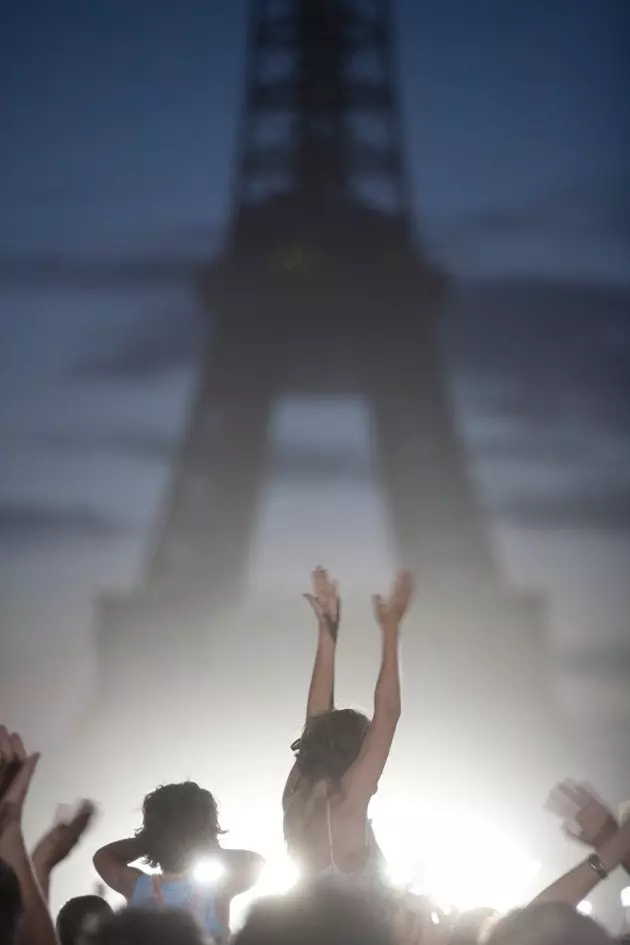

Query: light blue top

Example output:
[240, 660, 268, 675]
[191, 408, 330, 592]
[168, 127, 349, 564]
[130, 873, 224, 942]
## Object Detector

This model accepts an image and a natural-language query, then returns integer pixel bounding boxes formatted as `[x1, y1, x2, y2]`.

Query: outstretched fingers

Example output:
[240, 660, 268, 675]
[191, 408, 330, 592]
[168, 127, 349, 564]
[373, 571, 414, 625]
[305, 566, 340, 636]
[0, 747, 40, 837]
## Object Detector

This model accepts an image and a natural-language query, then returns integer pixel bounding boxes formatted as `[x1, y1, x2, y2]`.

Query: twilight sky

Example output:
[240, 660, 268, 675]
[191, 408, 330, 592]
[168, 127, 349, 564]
[1, 0, 629, 751]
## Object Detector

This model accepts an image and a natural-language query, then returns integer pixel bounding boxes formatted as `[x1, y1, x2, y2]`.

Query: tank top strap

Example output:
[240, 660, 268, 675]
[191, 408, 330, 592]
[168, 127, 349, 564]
[326, 797, 335, 867]
[151, 875, 165, 906]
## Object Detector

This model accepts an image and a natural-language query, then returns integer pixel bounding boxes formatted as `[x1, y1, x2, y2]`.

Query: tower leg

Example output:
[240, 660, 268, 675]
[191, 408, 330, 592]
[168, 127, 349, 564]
[146, 333, 278, 607]
[366, 332, 495, 590]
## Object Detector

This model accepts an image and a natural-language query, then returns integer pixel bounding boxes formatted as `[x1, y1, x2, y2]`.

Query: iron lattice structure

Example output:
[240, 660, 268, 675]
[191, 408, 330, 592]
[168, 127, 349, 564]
[140, 0, 496, 603]
[235, 0, 409, 216]
[92, 1, 551, 782]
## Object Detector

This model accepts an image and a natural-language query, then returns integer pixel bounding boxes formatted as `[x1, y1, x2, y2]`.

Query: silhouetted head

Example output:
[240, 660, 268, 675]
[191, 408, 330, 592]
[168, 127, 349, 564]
[484, 903, 610, 945]
[291, 709, 371, 788]
[449, 907, 498, 944]
[233, 883, 395, 945]
[56, 896, 113, 945]
[135, 781, 224, 872]
[86, 907, 206, 945]
[0, 858, 21, 945]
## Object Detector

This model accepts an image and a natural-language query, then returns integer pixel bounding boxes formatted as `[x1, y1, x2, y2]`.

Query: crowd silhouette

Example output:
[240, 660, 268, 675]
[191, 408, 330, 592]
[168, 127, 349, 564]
[1, 568, 629, 945]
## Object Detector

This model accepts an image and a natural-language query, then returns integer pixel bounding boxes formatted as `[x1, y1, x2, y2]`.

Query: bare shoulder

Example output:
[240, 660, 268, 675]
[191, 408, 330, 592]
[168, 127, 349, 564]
[283, 776, 328, 840]
[282, 763, 302, 808]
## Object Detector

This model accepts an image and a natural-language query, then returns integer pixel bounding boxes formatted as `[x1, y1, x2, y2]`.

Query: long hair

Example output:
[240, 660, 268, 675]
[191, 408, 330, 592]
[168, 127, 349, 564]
[283, 709, 373, 859]
[135, 781, 224, 872]
[290, 709, 371, 789]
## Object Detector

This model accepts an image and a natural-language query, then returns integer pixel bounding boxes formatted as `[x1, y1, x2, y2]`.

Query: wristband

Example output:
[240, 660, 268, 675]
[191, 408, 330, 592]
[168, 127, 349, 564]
[587, 853, 608, 880]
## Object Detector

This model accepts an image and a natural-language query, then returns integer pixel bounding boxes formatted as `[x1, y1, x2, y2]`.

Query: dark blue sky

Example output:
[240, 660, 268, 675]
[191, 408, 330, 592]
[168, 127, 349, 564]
[1, 0, 629, 739]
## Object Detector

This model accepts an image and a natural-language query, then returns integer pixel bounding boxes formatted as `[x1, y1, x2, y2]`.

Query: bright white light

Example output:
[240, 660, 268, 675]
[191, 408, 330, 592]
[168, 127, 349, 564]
[621, 887, 630, 908]
[388, 860, 416, 889]
[254, 857, 301, 896]
[378, 805, 541, 913]
[577, 900, 593, 916]
[430, 911, 440, 925]
[192, 859, 225, 884]
[228, 854, 301, 933]
[435, 899, 452, 917]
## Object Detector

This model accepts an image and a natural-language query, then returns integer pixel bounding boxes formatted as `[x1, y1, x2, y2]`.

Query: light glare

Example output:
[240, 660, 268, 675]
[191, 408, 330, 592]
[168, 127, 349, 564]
[380, 808, 541, 913]
[621, 886, 630, 908]
[193, 859, 225, 884]
[577, 901, 593, 916]
[254, 858, 301, 896]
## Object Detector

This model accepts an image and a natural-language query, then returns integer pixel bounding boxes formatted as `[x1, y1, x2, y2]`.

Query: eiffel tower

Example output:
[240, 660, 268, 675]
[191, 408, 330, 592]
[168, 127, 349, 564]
[77, 0, 557, 819]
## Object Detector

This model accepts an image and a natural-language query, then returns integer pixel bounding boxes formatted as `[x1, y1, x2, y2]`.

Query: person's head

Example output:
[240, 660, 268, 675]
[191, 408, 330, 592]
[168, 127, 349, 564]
[233, 883, 395, 945]
[484, 903, 610, 945]
[291, 709, 371, 787]
[0, 858, 21, 945]
[449, 907, 498, 944]
[86, 907, 205, 945]
[135, 781, 224, 873]
[56, 896, 113, 945]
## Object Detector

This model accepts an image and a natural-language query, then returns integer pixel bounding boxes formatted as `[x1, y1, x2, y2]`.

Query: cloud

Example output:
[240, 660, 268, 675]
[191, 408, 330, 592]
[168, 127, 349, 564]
[492, 487, 630, 532]
[11, 430, 180, 463]
[0, 253, 200, 291]
[3, 429, 373, 483]
[436, 174, 630, 246]
[445, 277, 630, 438]
[471, 433, 609, 466]
[73, 307, 201, 380]
[0, 501, 137, 545]
[67, 276, 630, 405]
[33, 273, 628, 537]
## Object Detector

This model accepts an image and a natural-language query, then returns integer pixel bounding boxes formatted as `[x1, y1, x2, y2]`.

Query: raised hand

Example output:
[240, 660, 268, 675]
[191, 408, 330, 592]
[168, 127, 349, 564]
[372, 571, 414, 630]
[546, 780, 618, 847]
[32, 800, 97, 870]
[0, 725, 40, 838]
[303, 566, 341, 641]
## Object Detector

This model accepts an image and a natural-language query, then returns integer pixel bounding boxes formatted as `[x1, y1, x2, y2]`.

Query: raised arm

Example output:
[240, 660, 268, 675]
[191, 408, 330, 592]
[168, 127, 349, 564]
[93, 837, 144, 899]
[220, 848, 265, 898]
[340, 572, 413, 807]
[282, 569, 341, 812]
[532, 816, 630, 906]
[303, 567, 341, 720]
[546, 780, 630, 877]
[31, 800, 96, 902]
[0, 727, 56, 945]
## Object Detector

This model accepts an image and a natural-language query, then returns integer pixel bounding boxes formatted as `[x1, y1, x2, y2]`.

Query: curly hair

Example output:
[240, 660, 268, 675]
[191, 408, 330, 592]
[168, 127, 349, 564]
[134, 781, 224, 872]
[290, 709, 371, 788]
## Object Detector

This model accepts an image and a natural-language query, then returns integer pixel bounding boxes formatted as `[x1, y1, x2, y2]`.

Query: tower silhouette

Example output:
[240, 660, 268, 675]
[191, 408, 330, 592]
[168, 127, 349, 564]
[93, 0, 556, 810]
